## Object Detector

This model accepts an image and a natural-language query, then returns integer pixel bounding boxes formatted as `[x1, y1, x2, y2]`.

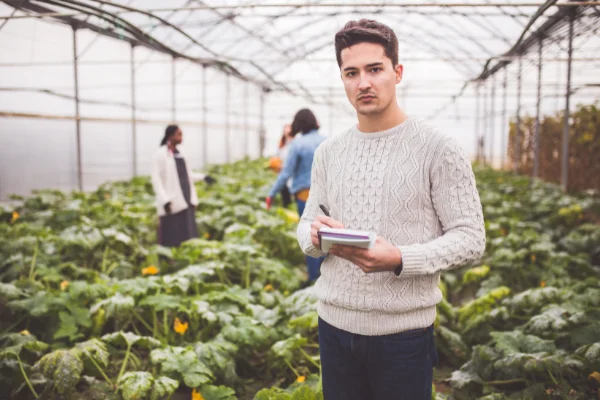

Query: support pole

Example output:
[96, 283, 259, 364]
[562, 12, 574, 192]
[533, 36, 544, 179]
[515, 57, 523, 174]
[171, 56, 176, 122]
[501, 67, 508, 169]
[482, 80, 488, 166]
[259, 88, 266, 158]
[72, 25, 83, 191]
[225, 74, 231, 163]
[490, 77, 496, 167]
[201, 65, 207, 167]
[243, 81, 249, 158]
[475, 82, 481, 162]
[130, 44, 137, 177]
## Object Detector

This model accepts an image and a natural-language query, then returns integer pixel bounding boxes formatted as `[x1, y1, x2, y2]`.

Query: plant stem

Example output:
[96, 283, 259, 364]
[132, 310, 153, 334]
[105, 262, 119, 277]
[163, 310, 169, 340]
[16, 354, 38, 399]
[245, 257, 251, 288]
[83, 351, 115, 388]
[484, 378, 527, 385]
[299, 348, 321, 369]
[101, 246, 109, 273]
[29, 242, 38, 281]
[117, 344, 132, 382]
[284, 359, 300, 377]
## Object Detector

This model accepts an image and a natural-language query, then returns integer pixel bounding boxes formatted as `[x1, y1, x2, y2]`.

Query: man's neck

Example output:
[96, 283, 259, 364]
[357, 105, 408, 133]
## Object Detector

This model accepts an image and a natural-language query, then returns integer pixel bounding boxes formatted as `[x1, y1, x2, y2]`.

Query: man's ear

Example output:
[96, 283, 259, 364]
[395, 64, 404, 84]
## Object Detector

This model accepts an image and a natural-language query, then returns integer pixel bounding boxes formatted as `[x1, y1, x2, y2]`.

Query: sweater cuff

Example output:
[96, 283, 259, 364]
[396, 245, 429, 277]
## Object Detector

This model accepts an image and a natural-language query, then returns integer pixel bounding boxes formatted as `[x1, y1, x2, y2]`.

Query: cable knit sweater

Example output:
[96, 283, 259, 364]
[297, 119, 486, 336]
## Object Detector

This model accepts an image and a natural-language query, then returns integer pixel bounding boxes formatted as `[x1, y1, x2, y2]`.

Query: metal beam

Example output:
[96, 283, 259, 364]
[171, 57, 176, 122]
[131, 44, 137, 177]
[259, 89, 266, 158]
[489, 77, 496, 167]
[562, 11, 574, 191]
[2, 2, 598, 20]
[202, 65, 208, 168]
[533, 37, 543, 179]
[244, 81, 249, 158]
[72, 26, 83, 192]
[515, 58, 523, 174]
[225, 73, 231, 163]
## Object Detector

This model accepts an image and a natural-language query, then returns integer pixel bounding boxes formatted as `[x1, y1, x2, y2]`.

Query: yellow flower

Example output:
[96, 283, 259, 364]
[540, 281, 546, 288]
[142, 266, 159, 276]
[296, 375, 306, 383]
[60, 280, 69, 291]
[103, 193, 111, 199]
[530, 254, 536, 263]
[203, 232, 210, 239]
[264, 284, 273, 292]
[589, 371, 600, 383]
[191, 388, 204, 400]
[20, 330, 31, 336]
[173, 317, 188, 335]
[11, 211, 19, 223]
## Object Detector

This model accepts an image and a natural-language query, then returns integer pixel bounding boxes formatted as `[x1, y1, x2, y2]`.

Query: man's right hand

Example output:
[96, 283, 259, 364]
[164, 202, 172, 215]
[311, 215, 344, 249]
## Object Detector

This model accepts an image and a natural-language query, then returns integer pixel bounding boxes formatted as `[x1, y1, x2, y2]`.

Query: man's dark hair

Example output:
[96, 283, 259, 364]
[160, 124, 179, 146]
[291, 109, 320, 135]
[335, 19, 398, 67]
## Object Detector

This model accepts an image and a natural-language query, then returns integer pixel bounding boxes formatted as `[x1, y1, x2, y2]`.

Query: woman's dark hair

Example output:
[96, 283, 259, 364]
[160, 125, 179, 146]
[291, 109, 319, 135]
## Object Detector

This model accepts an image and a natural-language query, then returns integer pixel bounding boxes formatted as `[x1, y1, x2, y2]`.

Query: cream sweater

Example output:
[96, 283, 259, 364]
[297, 119, 486, 336]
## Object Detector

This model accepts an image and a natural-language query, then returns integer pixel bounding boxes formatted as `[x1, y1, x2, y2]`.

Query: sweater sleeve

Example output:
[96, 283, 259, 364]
[397, 137, 486, 277]
[296, 145, 327, 258]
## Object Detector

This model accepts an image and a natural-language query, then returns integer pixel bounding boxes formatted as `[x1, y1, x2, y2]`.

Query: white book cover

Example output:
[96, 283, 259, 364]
[318, 227, 376, 253]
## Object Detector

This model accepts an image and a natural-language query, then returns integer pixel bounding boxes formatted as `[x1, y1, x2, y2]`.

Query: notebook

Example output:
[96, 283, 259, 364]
[318, 227, 376, 253]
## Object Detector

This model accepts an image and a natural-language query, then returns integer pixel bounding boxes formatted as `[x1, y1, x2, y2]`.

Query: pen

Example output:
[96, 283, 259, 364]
[319, 204, 331, 217]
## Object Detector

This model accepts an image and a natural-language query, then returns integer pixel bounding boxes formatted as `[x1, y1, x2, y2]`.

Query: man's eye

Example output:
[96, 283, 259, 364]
[371, 67, 381, 73]
[346, 71, 357, 77]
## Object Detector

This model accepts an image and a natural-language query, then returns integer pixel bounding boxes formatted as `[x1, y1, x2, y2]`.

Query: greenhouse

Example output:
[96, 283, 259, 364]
[0, 1, 599, 399]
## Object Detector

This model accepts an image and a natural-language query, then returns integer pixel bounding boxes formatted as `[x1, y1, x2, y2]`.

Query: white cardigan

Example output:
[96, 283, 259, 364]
[151, 145, 205, 217]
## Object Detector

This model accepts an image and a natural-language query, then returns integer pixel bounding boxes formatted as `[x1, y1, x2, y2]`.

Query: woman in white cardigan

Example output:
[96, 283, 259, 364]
[151, 125, 215, 247]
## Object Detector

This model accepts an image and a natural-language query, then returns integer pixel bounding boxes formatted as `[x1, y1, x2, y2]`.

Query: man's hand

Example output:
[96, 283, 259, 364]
[310, 215, 345, 248]
[163, 202, 172, 215]
[329, 236, 402, 274]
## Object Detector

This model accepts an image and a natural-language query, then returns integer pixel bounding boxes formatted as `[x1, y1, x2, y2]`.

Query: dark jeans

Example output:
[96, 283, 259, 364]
[296, 198, 324, 282]
[318, 318, 438, 400]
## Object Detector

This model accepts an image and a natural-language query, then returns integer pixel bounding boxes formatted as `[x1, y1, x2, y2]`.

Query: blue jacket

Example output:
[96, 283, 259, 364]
[269, 129, 326, 198]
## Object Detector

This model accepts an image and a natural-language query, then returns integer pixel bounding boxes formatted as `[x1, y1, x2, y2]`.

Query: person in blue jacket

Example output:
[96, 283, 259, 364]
[266, 109, 326, 283]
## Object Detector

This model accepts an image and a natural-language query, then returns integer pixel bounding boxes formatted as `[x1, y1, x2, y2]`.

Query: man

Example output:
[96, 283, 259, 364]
[296, 20, 486, 399]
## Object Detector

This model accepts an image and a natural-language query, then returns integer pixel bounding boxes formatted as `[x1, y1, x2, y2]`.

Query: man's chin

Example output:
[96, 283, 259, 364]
[356, 106, 382, 116]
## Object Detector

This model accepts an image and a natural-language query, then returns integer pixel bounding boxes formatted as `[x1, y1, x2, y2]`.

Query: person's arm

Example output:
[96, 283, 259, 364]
[296, 145, 328, 258]
[396, 137, 486, 276]
[268, 142, 300, 198]
[150, 151, 171, 209]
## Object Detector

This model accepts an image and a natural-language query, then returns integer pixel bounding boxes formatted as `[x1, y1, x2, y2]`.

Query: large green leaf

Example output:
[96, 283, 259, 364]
[139, 294, 182, 311]
[197, 384, 237, 400]
[150, 346, 214, 388]
[490, 331, 556, 355]
[118, 371, 153, 400]
[150, 376, 179, 400]
[74, 338, 109, 367]
[101, 331, 161, 349]
[34, 349, 83, 395]
[90, 292, 135, 318]
[0, 282, 24, 299]
[271, 334, 308, 362]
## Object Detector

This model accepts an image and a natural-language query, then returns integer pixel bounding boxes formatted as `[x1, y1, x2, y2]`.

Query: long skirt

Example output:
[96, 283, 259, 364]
[158, 206, 198, 247]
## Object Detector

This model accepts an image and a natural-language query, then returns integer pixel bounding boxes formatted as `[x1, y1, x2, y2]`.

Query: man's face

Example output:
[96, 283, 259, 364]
[172, 129, 183, 145]
[339, 42, 403, 117]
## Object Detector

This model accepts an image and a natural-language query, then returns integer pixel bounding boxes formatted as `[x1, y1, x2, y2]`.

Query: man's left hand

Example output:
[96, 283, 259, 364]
[329, 236, 402, 274]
